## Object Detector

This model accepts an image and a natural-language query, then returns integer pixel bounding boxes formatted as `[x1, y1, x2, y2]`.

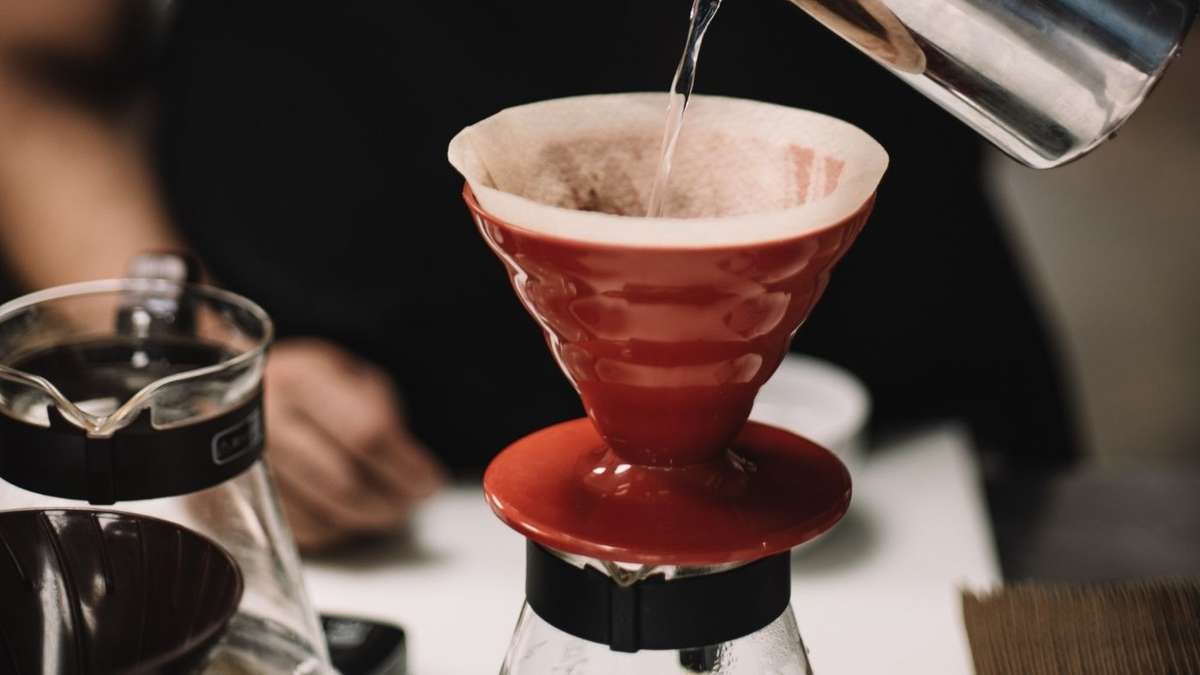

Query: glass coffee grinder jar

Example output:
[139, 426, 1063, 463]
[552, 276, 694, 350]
[0, 256, 330, 673]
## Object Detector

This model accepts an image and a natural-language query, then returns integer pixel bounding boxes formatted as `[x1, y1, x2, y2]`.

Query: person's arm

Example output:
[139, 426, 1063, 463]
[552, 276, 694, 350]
[0, 0, 177, 285]
[0, 66, 180, 287]
[0, 5, 444, 551]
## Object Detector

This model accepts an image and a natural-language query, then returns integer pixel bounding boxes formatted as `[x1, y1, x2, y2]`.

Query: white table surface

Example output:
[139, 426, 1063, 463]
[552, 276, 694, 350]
[303, 424, 1000, 674]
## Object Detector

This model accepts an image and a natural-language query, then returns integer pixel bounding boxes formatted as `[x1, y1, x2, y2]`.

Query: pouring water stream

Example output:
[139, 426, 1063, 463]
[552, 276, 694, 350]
[646, 0, 724, 218]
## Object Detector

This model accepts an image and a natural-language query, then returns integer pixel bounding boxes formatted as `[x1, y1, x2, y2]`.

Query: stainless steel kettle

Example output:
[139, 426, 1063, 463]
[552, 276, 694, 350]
[789, 0, 1198, 167]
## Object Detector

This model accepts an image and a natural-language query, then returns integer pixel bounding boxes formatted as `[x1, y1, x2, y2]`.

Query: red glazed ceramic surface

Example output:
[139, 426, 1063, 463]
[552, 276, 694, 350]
[466, 185, 874, 563]
[467, 186, 871, 466]
[484, 418, 851, 565]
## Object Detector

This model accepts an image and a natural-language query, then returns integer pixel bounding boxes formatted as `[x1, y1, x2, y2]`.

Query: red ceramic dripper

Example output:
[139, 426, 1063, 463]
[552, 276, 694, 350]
[451, 94, 887, 565]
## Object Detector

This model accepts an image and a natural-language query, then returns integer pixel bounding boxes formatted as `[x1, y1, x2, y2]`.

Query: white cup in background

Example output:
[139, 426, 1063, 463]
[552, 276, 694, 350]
[750, 354, 871, 476]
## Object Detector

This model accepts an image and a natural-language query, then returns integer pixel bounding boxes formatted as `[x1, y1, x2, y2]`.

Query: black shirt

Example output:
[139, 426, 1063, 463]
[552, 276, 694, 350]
[155, 1, 1076, 472]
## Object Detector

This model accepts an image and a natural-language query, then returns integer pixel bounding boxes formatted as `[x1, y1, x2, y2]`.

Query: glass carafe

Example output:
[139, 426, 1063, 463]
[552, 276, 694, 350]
[501, 544, 811, 675]
[0, 278, 331, 673]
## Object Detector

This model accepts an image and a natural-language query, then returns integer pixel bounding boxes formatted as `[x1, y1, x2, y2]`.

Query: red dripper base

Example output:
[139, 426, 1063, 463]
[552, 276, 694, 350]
[484, 418, 851, 566]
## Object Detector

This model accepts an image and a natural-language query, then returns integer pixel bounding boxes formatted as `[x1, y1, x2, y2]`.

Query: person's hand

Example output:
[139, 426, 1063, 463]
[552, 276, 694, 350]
[263, 338, 446, 553]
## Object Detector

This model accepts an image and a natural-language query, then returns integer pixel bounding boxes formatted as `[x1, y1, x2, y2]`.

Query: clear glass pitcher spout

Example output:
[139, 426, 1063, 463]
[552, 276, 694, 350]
[0, 278, 268, 436]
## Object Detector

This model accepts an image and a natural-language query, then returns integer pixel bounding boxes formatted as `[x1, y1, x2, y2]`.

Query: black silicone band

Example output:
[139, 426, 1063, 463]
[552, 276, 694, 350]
[525, 542, 791, 653]
[0, 391, 264, 504]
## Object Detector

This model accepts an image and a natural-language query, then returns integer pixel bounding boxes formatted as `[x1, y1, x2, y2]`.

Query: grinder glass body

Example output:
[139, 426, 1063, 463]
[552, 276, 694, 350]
[0, 277, 330, 673]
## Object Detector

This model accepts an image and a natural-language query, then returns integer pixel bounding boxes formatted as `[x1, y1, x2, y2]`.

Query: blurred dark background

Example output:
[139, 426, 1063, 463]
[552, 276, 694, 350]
[151, 0, 1074, 471]
[0, 1, 1196, 577]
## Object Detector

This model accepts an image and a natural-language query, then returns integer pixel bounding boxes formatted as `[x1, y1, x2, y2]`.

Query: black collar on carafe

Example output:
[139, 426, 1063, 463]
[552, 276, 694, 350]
[0, 389, 263, 505]
[524, 542, 792, 653]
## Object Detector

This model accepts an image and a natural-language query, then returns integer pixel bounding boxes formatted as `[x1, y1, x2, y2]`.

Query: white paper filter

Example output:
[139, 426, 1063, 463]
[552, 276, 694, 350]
[449, 93, 887, 248]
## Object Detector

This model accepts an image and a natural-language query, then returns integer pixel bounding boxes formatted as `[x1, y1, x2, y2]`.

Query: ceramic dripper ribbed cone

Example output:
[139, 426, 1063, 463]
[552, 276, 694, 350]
[450, 93, 886, 478]
[450, 92, 887, 675]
